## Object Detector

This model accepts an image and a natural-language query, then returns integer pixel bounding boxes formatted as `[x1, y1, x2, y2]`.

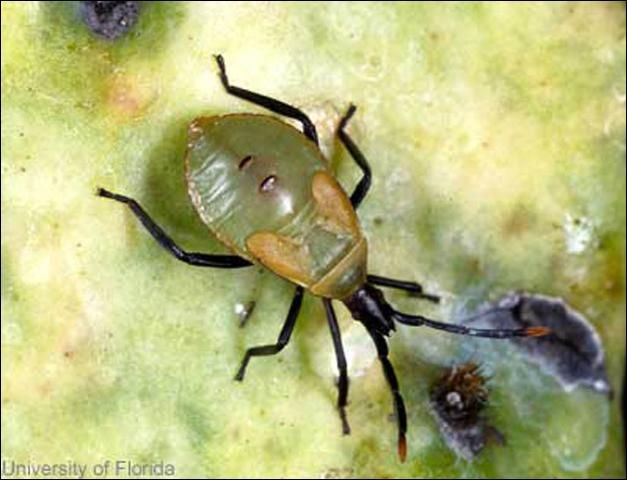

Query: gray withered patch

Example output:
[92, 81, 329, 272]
[80, 1, 140, 40]
[466, 292, 611, 395]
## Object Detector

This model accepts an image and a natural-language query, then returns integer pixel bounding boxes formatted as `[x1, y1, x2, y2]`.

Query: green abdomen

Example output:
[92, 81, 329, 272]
[185, 115, 323, 254]
[184, 114, 366, 297]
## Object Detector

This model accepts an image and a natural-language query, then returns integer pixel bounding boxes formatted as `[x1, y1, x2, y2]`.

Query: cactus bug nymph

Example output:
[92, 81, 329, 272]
[97, 55, 550, 462]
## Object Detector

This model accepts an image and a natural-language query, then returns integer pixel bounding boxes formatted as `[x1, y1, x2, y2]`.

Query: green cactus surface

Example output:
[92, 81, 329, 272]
[2, 2, 625, 478]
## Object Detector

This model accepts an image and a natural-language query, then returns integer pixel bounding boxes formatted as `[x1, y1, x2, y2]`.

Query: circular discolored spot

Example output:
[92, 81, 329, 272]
[80, 1, 140, 40]
[259, 175, 278, 193]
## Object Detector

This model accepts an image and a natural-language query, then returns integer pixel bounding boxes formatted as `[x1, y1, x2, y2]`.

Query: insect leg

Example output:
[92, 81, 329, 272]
[323, 299, 351, 435]
[367, 274, 440, 303]
[214, 54, 319, 145]
[97, 188, 252, 268]
[235, 286, 304, 381]
[337, 104, 372, 209]
[363, 324, 408, 462]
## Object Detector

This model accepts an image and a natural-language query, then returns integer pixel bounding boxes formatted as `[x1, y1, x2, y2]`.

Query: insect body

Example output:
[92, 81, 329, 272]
[185, 114, 366, 299]
[98, 55, 549, 462]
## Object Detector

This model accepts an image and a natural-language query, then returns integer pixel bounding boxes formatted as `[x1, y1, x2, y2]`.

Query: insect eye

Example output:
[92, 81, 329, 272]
[238, 155, 253, 170]
[259, 175, 278, 193]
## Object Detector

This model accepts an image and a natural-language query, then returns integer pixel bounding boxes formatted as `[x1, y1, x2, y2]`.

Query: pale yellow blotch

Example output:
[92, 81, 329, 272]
[246, 231, 314, 287]
[104, 73, 154, 120]
[311, 171, 361, 236]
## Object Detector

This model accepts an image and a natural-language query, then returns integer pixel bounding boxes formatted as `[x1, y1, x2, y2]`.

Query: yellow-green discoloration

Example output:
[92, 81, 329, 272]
[1, 2, 625, 478]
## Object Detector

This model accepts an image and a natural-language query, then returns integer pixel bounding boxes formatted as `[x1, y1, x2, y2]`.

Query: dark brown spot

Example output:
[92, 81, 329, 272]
[238, 155, 253, 170]
[259, 175, 277, 193]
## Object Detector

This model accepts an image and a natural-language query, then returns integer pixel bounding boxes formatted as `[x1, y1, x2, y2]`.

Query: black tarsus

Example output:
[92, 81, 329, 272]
[97, 188, 252, 268]
[367, 274, 440, 303]
[323, 299, 351, 435]
[234, 286, 304, 381]
[337, 104, 372, 209]
[214, 54, 319, 145]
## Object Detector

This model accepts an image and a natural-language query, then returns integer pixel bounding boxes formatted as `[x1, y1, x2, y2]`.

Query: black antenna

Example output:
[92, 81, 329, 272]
[391, 309, 550, 338]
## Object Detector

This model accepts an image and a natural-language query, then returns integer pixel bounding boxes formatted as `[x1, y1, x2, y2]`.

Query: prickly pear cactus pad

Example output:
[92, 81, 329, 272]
[1, 2, 625, 478]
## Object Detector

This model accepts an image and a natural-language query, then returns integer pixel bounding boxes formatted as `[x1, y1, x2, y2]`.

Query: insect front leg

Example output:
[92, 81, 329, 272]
[234, 286, 304, 381]
[337, 105, 372, 209]
[214, 54, 319, 145]
[323, 299, 351, 435]
[339, 107, 440, 302]
[97, 188, 252, 268]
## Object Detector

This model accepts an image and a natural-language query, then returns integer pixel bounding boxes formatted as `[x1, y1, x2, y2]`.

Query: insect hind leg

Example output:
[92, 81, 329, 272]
[214, 54, 319, 145]
[97, 188, 252, 268]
